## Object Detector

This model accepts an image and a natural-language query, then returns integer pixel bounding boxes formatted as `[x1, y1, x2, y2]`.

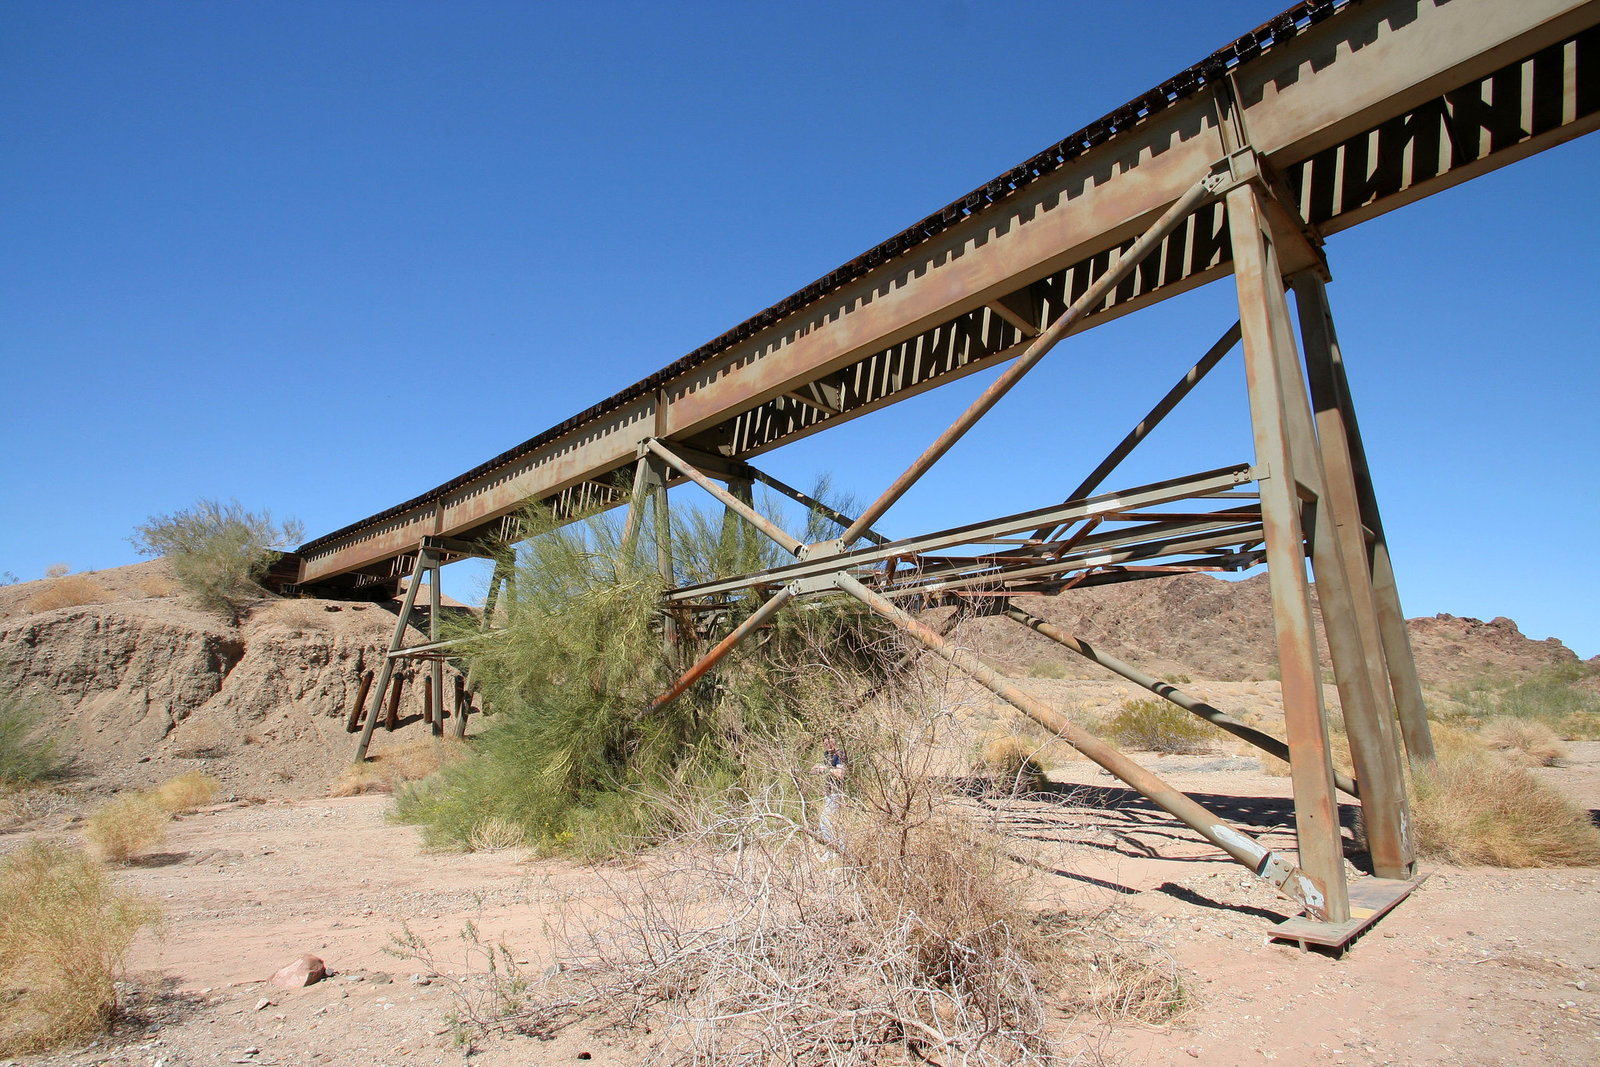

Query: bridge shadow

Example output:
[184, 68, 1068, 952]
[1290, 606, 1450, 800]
[971, 780, 1375, 876]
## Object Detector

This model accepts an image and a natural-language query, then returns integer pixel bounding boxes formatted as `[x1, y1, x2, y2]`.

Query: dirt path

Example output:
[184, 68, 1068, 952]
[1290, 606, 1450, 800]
[12, 750, 1600, 1066]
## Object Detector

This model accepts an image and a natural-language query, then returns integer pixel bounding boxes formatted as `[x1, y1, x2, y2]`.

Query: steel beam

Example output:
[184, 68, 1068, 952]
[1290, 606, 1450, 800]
[836, 573, 1333, 920]
[1228, 181, 1349, 921]
[1292, 271, 1435, 765]
[646, 439, 803, 558]
[1036, 321, 1242, 543]
[1000, 599, 1359, 800]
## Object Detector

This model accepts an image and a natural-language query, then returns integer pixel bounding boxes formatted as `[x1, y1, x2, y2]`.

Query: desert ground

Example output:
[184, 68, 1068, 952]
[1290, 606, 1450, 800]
[3, 563, 1598, 1065]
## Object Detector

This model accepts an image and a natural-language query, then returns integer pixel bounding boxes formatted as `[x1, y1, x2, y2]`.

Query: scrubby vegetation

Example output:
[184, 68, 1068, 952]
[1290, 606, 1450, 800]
[0, 843, 158, 1053]
[25, 571, 110, 613]
[85, 793, 169, 864]
[0, 691, 66, 785]
[1450, 662, 1600, 740]
[1479, 716, 1568, 767]
[977, 734, 1049, 794]
[1101, 697, 1218, 754]
[333, 738, 468, 797]
[1410, 745, 1600, 867]
[396, 699, 1185, 1064]
[152, 769, 222, 811]
[396, 497, 892, 859]
[130, 498, 303, 624]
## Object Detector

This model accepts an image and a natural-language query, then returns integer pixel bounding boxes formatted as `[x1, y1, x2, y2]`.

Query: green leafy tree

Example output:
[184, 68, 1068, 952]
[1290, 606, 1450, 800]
[130, 499, 302, 624]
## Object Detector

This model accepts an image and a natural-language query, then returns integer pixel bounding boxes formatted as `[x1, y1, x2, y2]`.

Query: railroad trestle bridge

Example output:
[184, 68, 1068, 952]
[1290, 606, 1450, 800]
[289, 0, 1600, 948]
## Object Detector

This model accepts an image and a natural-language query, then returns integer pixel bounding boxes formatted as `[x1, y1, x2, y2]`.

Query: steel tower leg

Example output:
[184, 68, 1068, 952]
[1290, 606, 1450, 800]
[1227, 183, 1351, 921]
[1289, 271, 1415, 876]
[1292, 272, 1436, 767]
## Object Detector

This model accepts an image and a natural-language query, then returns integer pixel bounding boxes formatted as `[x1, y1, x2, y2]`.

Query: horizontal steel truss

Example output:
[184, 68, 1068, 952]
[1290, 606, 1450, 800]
[664, 465, 1264, 607]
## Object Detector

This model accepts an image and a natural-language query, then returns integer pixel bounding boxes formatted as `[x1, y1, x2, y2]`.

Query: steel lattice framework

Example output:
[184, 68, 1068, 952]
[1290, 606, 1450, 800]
[313, 0, 1600, 949]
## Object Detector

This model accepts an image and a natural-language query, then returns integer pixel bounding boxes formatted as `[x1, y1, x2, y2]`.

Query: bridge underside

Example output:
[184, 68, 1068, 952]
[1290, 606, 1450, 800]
[324, 0, 1600, 946]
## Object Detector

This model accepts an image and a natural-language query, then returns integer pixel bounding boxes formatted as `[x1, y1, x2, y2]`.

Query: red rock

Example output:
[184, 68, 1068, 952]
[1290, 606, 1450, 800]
[270, 954, 327, 989]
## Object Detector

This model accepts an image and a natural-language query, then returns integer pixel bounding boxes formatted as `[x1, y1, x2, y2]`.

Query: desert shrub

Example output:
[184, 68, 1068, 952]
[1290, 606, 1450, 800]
[1410, 748, 1600, 867]
[1161, 672, 1193, 685]
[331, 760, 386, 797]
[1453, 662, 1600, 739]
[1480, 716, 1567, 767]
[84, 794, 169, 863]
[1051, 917, 1189, 1023]
[397, 498, 893, 858]
[977, 734, 1048, 794]
[26, 574, 108, 613]
[0, 692, 66, 785]
[1028, 658, 1069, 679]
[129, 498, 303, 624]
[1101, 698, 1216, 754]
[259, 600, 329, 632]
[0, 843, 159, 1053]
[152, 770, 221, 812]
[397, 706, 1187, 1064]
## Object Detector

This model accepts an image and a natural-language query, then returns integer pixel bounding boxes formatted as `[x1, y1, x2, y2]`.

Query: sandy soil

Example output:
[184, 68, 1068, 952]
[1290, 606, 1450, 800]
[6, 746, 1597, 1067]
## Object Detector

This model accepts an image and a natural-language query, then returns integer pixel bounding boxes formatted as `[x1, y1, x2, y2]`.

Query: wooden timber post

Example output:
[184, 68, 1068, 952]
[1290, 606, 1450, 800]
[429, 554, 445, 737]
[354, 546, 430, 761]
[345, 669, 375, 734]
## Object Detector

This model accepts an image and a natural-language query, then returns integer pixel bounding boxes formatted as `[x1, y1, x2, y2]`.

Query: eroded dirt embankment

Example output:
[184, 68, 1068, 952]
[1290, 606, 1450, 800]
[1, 561, 468, 799]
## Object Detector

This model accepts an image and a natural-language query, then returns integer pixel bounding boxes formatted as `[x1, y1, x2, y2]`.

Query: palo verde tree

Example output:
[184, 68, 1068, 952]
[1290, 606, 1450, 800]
[130, 498, 303, 624]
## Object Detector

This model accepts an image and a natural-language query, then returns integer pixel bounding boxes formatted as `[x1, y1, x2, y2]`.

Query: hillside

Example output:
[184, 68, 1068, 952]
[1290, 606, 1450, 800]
[0, 562, 1588, 801]
[0, 560, 470, 799]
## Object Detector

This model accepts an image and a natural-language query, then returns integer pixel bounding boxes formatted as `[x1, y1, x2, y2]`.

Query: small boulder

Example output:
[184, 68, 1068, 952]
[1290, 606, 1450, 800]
[270, 954, 327, 989]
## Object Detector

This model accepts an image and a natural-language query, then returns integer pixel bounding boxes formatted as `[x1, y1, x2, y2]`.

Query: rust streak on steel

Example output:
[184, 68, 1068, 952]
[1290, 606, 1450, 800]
[834, 573, 1332, 919]
[1001, 603, 1359, 797]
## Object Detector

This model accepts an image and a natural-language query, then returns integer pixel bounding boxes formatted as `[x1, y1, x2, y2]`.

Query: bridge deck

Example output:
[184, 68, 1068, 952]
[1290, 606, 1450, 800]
[295, 0, 1600, 592]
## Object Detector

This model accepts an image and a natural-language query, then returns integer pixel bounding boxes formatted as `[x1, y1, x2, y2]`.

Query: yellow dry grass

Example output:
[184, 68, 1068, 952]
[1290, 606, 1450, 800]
[976, 735, 1048, 793]
[0, 842, 159, 1054]
[1479, 716, 1568, 767]
[84, 794, 169, 864]
[26, 575, 109, 613]
[1410, 748, 1600, 867]
[152, 770, 221, 812]
[331, 737, 466, 796]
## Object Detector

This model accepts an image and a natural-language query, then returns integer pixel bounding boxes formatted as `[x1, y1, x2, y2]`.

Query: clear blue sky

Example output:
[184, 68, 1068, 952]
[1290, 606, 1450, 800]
[3, 1, 1596, 658]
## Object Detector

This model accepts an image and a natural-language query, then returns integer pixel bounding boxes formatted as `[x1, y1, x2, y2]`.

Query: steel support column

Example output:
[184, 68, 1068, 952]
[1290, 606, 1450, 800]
[1286, 270, 1414, 876]
[1292, 272, 1435, 766]
[1227, 182, 1350, 920]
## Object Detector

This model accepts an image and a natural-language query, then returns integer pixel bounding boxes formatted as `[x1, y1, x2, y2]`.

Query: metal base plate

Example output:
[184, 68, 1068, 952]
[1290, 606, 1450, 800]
[1271, 873, 1429, 951]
